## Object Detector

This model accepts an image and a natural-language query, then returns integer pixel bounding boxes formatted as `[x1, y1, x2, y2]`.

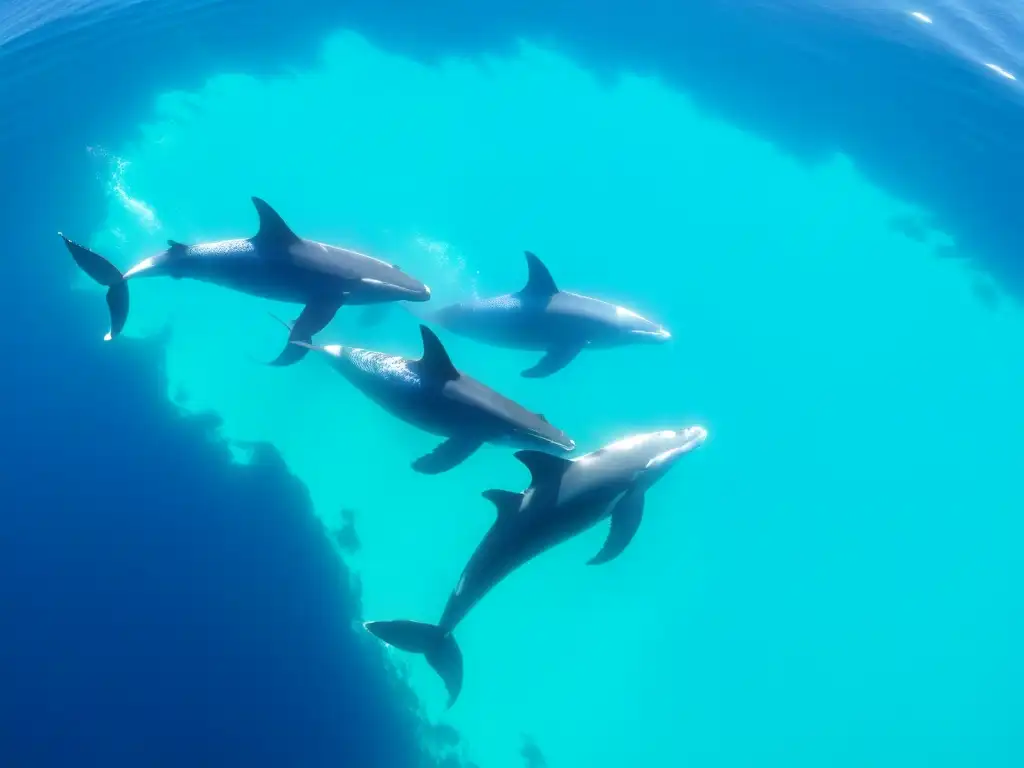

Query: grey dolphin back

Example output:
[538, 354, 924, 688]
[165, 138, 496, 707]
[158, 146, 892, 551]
[481, 489, 524, 520]
[408, 325, 486, 474]
[251, 197, 301, 247]
[521, 250, 559, 296]
[517, 253, 585, 377]
[413, 325, 460, 381]
[514, 449, 572, 488]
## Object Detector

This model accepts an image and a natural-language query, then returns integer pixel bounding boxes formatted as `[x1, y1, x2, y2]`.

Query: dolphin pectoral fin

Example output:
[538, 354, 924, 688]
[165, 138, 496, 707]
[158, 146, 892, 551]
[359, 304, 391, 327]
[588, 490, 645, 566]
[412, 437, 484, 474]
[268, 297, 344, 367]
[364, 620, 463, 708]
[521, 345, 582, 379]
[481, 489, 523, 520]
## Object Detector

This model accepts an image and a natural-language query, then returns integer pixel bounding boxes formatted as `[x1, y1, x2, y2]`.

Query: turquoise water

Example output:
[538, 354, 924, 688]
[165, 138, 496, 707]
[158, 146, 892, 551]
[73, 29, 1021, 768]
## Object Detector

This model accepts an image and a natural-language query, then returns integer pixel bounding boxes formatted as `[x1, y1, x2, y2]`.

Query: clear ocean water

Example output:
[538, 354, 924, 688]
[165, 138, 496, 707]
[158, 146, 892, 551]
[2, 1, 1022, 766]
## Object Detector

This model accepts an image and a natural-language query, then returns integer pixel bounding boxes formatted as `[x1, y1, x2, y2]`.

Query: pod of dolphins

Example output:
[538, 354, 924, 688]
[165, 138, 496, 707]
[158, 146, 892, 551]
[60, 197, 709, 708]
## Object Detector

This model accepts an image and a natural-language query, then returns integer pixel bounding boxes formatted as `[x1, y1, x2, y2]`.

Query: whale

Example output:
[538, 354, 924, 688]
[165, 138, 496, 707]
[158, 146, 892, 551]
[59, 197, 431, 365]
[426, 250, 671, 378]
[286, 321, 576, 474]
[363, 425, 708, 705]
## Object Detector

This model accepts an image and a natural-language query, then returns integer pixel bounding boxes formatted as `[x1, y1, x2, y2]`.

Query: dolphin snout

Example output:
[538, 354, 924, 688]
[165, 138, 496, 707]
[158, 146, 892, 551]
[687, 425, 708, 444]
[644, 425, 708, 471]
[375, 280, 431, 302]
[677, 425, 708, 452]
[540, 429, 575, 452]
[527, 427, 575, 453]
[629, 324, 671, 343]
[369, 265, 432, 302]
[398, 280, 431, 302]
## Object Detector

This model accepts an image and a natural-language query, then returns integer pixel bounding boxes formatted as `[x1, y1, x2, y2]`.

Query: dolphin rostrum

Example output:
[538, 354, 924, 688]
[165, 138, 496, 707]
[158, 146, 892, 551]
[363, 426, 708, 705]
[59, 197, 431, 365]
[286, 320, 575, 474]
[427, 251, 670, 378]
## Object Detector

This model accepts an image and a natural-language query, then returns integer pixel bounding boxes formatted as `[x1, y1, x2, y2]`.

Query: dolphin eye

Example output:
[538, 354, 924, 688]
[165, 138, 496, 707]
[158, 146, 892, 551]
[392, 264, 403, 271]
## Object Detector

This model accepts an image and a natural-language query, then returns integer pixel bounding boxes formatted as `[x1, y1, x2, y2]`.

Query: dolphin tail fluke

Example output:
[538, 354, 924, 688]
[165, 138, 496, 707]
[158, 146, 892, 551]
[59, 233, 129, 341]
[364, 620, 463, 707]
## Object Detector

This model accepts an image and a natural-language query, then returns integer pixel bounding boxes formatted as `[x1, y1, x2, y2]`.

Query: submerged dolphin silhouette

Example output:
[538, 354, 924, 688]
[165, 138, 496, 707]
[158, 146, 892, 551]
[285, 320, 575, 474]
[427, 251, 670, 378]
[363, 426, 708, 706]
[59, 197, 431, 365]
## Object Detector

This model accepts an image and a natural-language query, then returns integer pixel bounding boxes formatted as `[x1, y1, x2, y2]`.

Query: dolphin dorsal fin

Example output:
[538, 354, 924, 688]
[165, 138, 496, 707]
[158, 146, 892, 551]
[521, 251, 558, 295]
[514, 449, 571, 487]
[416, 325, 459, 381]
[167, 239, 189, 251]
[251, 197, 301, 246]
[481, 489, 523, 520]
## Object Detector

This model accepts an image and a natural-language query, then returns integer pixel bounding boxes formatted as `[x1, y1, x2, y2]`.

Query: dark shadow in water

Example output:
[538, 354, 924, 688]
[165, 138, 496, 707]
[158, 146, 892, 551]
[0, 300, 434, 765]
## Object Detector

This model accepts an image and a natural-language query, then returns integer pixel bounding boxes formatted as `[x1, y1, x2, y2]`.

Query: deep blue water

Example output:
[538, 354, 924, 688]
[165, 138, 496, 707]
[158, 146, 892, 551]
[1, 0, 1021, 765]
[0, 338, 430, 766]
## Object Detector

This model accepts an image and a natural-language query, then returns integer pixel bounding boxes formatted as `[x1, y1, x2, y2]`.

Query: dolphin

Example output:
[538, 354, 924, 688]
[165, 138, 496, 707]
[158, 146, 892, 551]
[363, 425, 708, 705]
[58, 197, 432, 365]
[426, 251, 670, 378]
[287, 321, 576, 474]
